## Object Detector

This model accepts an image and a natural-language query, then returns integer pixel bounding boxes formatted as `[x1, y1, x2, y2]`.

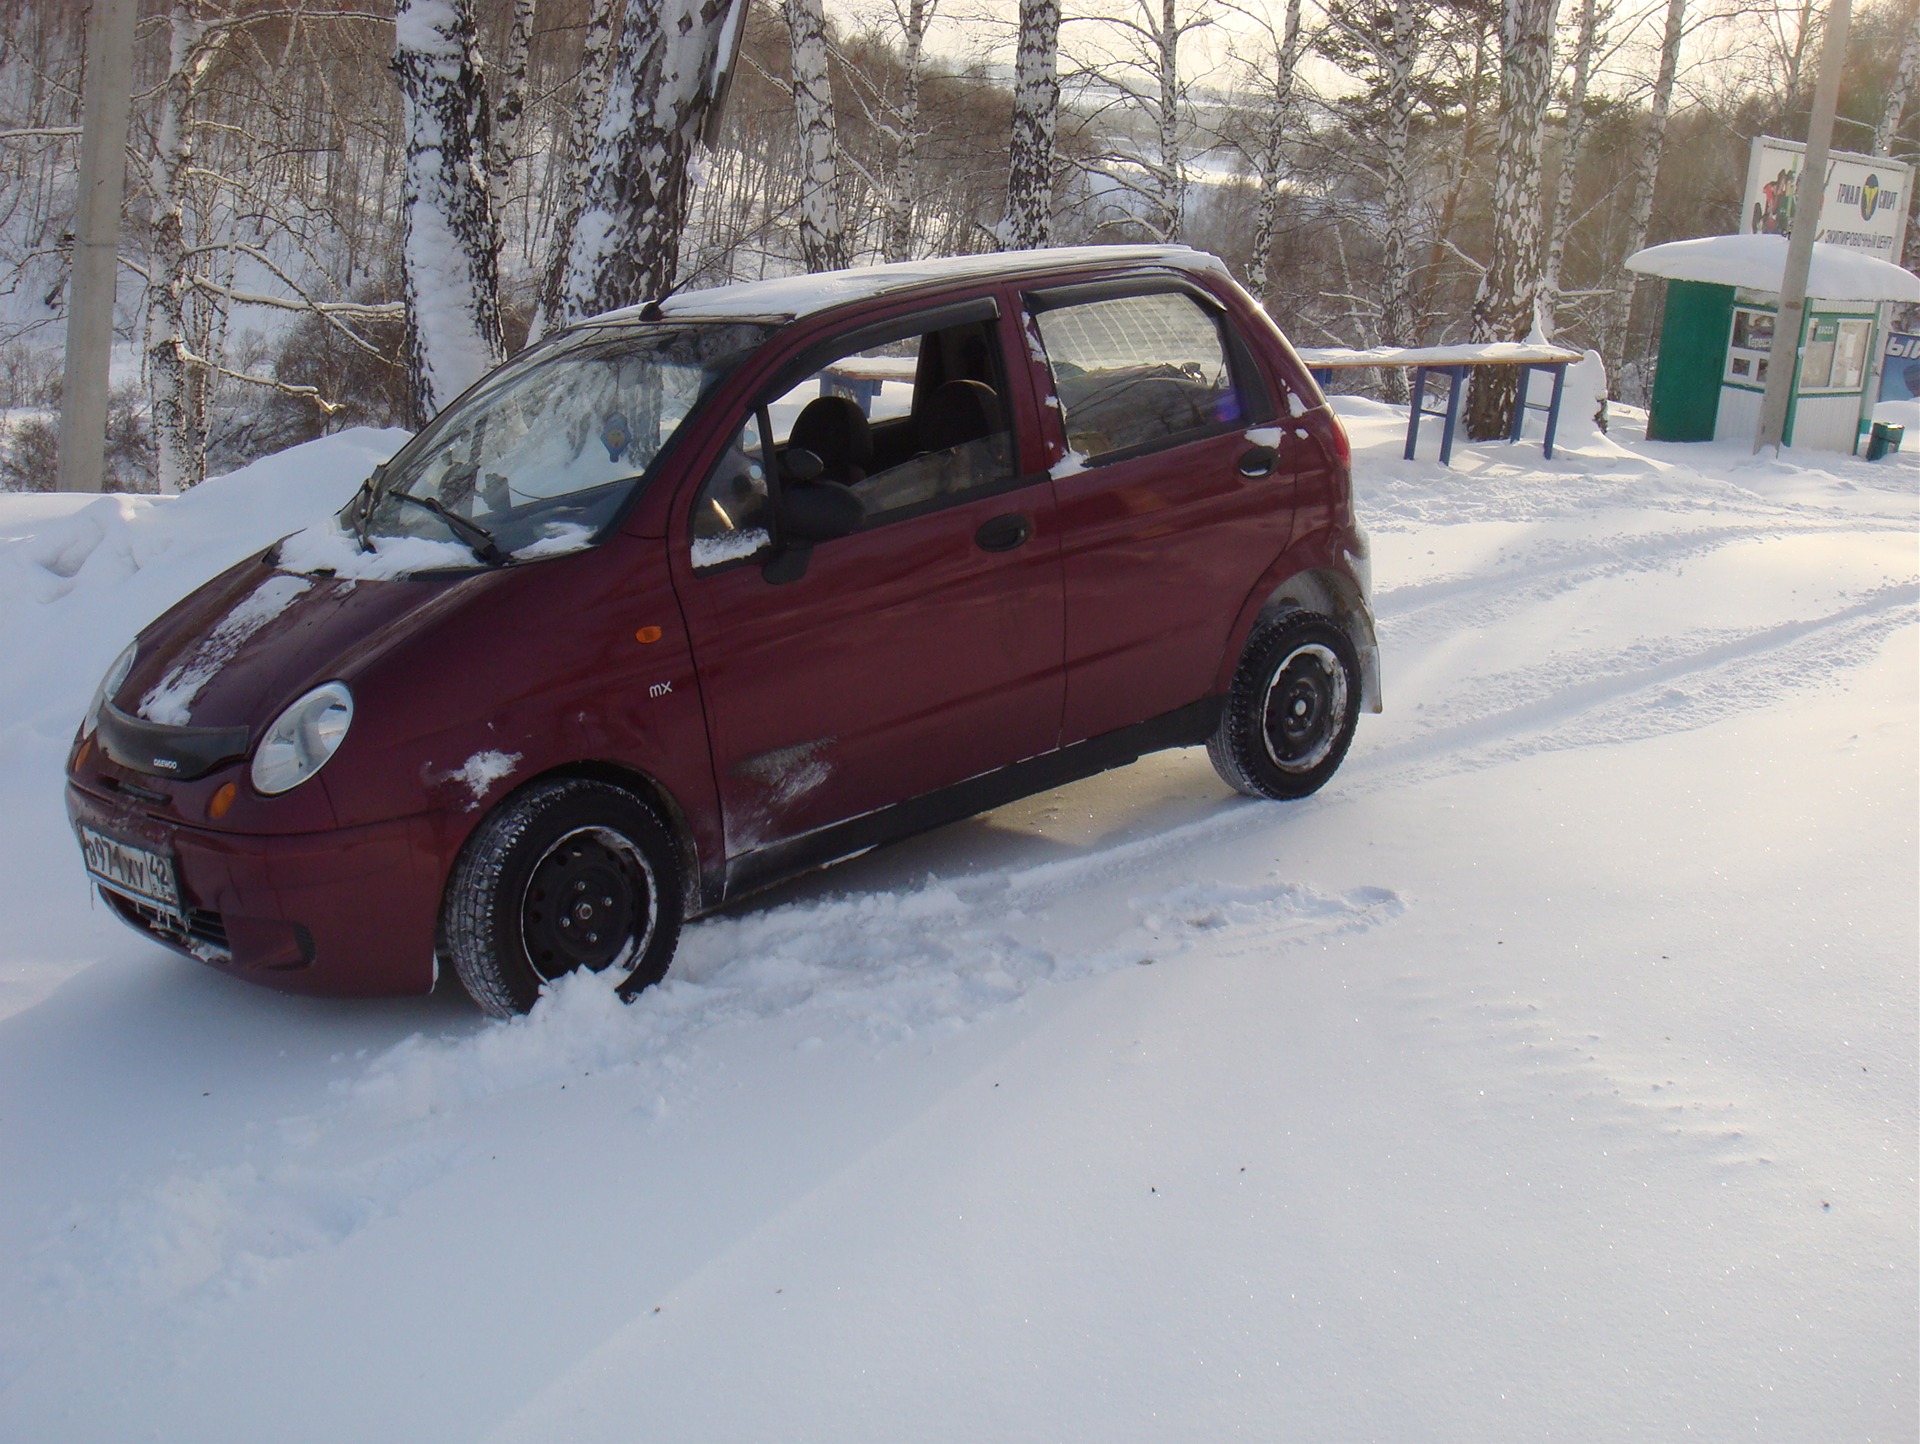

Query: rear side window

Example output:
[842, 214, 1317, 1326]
[1032, 291, 1244, 462]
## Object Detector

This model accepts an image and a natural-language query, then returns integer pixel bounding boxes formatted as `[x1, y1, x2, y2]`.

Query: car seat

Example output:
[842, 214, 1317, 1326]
[786, 395, 873, 485]
[916, 380, 1000, 454]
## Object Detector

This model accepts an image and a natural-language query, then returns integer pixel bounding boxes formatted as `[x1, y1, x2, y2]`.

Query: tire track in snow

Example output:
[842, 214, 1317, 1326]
[1375, 520, 1904, 625]
[16, 872, 1405, 1333]
[1353, 583, 1918, 785]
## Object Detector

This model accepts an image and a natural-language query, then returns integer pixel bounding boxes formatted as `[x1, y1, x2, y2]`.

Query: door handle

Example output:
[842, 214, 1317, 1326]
[975, 513, 1032, 552]
[1238, 445, 1277, 477]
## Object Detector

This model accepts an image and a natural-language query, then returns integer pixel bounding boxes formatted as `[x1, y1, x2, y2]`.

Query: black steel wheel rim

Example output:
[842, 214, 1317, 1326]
[519, 825, 657, 983]
[1261, 642, 1348, 773]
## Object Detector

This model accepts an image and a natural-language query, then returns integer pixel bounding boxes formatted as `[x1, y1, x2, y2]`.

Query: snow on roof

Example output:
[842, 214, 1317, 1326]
[589, 246, 1232, 325]
[1625, 233, 1920, 302]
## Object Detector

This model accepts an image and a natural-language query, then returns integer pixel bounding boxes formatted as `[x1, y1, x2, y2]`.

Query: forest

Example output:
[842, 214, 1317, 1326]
[0, 0, 1916, 489]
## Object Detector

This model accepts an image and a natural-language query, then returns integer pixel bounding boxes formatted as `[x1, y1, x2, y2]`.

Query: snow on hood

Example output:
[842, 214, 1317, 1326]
[138, 573, 314, 725]
[1625, 233, 1920, 302]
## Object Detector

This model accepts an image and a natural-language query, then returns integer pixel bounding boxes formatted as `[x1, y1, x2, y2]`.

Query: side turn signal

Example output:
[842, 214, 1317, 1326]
[634, 626, 663, 644]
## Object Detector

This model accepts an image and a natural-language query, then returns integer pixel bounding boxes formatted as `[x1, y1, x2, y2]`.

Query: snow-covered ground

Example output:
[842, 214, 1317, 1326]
[0, 403, 1913, 1441]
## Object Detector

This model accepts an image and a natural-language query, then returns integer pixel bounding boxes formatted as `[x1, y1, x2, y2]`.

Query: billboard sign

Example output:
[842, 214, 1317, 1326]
[1742, 137, 1912, 260]
[1881, 332, 1920, 405]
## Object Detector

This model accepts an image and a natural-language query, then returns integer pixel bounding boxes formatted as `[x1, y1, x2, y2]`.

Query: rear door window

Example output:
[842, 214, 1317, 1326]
[1031, 290, 1245, 462]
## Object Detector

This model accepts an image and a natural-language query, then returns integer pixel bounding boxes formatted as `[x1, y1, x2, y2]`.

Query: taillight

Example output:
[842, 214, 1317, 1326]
[1321, 411, 1352, 470]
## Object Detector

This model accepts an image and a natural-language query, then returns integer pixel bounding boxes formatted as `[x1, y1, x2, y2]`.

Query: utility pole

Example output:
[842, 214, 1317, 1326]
[1754, 0, 1851, 454]
[55, 0, 139, 493]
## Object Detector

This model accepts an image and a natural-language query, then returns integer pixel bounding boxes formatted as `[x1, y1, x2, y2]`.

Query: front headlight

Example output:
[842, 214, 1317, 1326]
[85, 641, 138, 734]
[250, 681, 353, 795]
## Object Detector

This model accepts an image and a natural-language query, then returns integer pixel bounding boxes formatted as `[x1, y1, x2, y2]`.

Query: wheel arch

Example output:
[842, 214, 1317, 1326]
[508, 759, 715, 918]
[1254, 570, 1381, 714]
[1218, 545, 1382, 714]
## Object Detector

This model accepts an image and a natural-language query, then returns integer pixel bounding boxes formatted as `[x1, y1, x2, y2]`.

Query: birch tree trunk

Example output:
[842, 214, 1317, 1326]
[553, 0, 740, 322]
[534, 0, 618, 335]
[786, 0, 846, 271]
[487, 0, 536, 240]
[146, 2, 219, 492]
[1464, 0, 1562, 441]
[1376, 0, 1418, 402]
[1243, 0, 1304, 302]
[884, 0, 932, 263]
[1005, 0, 1060, 249]
[1417, 14, 1492, 325]
[1155, 0, 1187, 243]
[1541, 0, 1600, 324]
[1872, 0, 1918, 156]
[393, 0, 504, 420]
[1600, 0, 1684, 396]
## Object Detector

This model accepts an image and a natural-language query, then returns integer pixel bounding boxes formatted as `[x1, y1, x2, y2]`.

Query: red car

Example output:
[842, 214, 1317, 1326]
[67, 246, 1379, 1016]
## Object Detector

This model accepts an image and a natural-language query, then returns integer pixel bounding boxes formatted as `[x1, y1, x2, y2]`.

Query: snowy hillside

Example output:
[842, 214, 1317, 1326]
[0, 406, 1913, 1440]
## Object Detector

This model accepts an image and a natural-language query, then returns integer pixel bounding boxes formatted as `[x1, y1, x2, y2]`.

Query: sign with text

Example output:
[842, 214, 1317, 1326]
[1742, 137, 1912, 260]
[1880, 332, 1920, 404]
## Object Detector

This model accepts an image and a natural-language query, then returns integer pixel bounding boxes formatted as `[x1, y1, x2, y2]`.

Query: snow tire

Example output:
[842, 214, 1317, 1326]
[1207, 609, 1361, 800]
[443, 778, 682, 1018]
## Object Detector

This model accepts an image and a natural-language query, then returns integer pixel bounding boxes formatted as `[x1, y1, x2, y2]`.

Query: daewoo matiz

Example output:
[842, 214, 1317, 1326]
[68, 245, 1380, 1016]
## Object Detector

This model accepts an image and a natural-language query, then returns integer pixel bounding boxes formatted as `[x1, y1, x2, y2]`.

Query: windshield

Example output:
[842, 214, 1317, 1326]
[358, 321, 772, 559]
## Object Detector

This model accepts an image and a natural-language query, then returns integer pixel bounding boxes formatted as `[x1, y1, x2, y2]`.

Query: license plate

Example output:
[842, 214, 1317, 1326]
[78, 826, 181, 913]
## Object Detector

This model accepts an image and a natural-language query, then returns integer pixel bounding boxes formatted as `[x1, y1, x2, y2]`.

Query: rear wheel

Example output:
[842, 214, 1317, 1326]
[443, 779, 682, 1018]
[1207, 610, 1361, 800]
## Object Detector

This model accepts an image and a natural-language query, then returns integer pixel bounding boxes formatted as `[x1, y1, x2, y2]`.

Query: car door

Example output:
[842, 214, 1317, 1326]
[672, 295, 1065, 860]
[1022, 280, 1298, 744]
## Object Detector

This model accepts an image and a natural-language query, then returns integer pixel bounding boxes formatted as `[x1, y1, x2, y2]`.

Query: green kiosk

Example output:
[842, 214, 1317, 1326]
[1627, 234, 1919, 453]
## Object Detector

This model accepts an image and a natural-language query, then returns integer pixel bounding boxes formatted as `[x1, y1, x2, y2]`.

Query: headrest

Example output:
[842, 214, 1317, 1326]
[918, 380, 999, 454]
[789, 394, 874, 469]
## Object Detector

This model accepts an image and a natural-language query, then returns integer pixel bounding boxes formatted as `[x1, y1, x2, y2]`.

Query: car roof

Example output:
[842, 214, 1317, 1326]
[585, 245, 1233, 327]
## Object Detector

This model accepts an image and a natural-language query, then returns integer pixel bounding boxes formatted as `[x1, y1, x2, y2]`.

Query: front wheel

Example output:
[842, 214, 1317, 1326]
[443, 779, 683, 1018]
[1207, 611, 1362, 800]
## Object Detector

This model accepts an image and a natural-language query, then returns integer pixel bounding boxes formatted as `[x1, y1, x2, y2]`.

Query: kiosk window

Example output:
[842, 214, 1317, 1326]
[1725, 308, 1774, 386]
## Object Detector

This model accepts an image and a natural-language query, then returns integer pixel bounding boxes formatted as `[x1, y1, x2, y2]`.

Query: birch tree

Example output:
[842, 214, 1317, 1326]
[146, 1, 227, 493]
[1318, 0, 1476, 396]
[1224, 0, 1309, 302]
[1871, 0, 1918, 156]
[1006, 0, 1061, 248]
[487, 0, 536, 234]
[1599, 0, 1684, 392]
[1464, 0, 1561, 440]
[534, 0, 618, 335]
[785, 0, 846, 270]
[1075, 0, 1211, 243]
[1540, 0, 1604, 324]
[393, 0, 503, 418]
[553, 0, 743, 322]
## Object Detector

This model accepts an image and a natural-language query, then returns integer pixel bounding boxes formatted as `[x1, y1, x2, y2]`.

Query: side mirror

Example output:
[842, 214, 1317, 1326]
[762, 481, 864, 585]
[775, 481, 864, 544]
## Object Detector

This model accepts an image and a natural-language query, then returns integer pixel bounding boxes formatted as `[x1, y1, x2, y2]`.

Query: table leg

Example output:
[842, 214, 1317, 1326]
[1404, 366, 1428, 461]
[1542, 363, 1567, 460]
[1438, 365, 1464, 467]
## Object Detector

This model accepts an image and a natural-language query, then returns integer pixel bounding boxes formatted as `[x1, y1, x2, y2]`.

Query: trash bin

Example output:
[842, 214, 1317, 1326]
[1865, 422, 1904, 460]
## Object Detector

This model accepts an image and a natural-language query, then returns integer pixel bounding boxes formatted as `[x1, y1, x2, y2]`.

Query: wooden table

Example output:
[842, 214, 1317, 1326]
[1296, 343, 1585, 466]
[819, 355, 920, 413]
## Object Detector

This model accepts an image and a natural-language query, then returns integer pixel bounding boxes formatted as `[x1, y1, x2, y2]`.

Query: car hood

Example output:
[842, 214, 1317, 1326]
[108, 548, 476, 742]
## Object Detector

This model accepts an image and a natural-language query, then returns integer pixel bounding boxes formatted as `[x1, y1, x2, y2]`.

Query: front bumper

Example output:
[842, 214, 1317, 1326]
[66, 781, 444, 997]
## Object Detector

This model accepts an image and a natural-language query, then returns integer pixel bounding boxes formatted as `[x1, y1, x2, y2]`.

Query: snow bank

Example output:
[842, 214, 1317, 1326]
[1, 395, 1914, 1443]
[0, 428, 405, 742]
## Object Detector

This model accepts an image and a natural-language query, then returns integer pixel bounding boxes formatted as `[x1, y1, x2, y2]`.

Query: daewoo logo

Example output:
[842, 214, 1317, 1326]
[1861, 174, 1881, 220]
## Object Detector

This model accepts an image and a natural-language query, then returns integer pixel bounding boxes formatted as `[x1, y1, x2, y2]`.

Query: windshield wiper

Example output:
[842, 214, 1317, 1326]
[350, 464, 385, 552]
[385, 490, 508, 565]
